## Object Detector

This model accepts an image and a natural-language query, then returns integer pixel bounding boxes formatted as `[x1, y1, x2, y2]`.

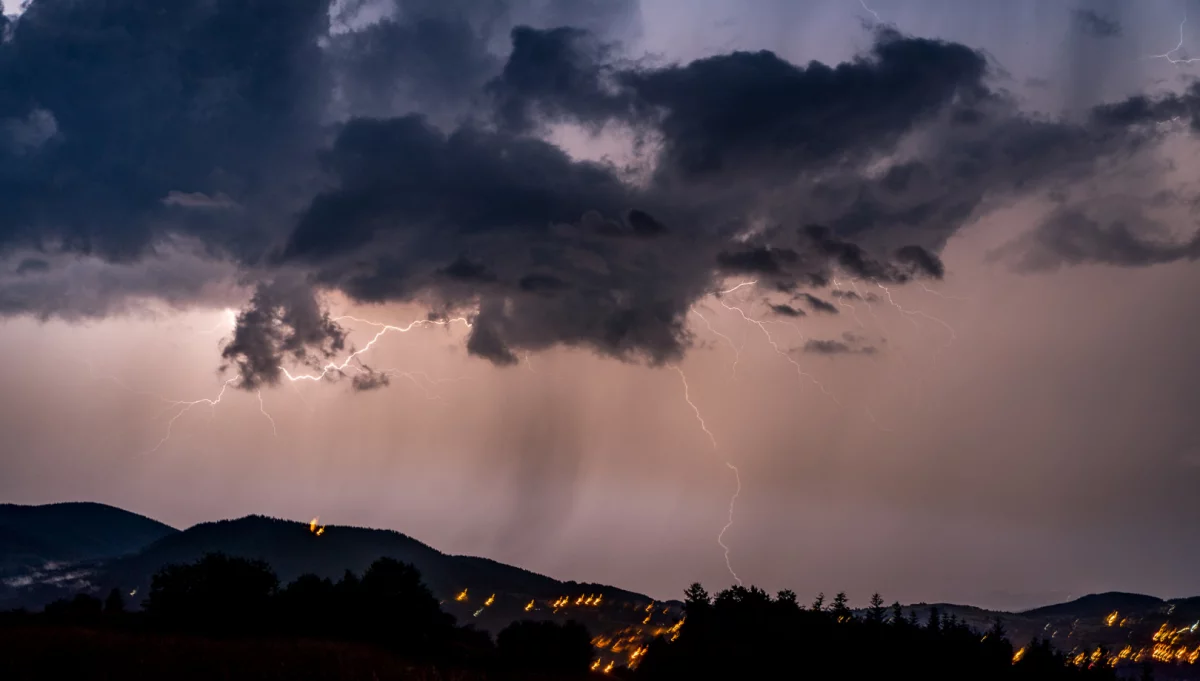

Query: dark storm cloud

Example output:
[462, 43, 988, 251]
[770, 304, 806, 318]
[991, 208, 1200, 272]
[829, 290, 877, 302]
[276, 113, 713, 371]
[801, 225, 945, 281]
[219, 278, 348, 389]
[350, 368, 392, 392]
[0, 246, 243, 320]
[626, 209, 668, 237]
[491, 24, 992, 183]
[797, 293, 838, 315]
[490, 25, 633, 133]
[803, 339, 877, 356]
[283, 115, 630, 264]
[440, 256, 498, 283]
[519, 274, 570, 293]
[328, 10, 499, 125]
[1089, 82, 1200, 130]
[0, 0, 644, 322]
[14, 258, 47, 275]
[0, 0, 333, 261]
[896, 245, 946, 279]
[1071, 9, 1121, 39]
[716, 247, 799, 275]
[1, 0, 1197, 385]
[620, 28, 991, 184]
[330, 0, 643, 126]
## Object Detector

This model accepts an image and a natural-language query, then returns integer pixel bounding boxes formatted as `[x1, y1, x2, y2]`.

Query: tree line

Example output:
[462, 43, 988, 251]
[636, 583, 1140, 681]
[1, 554, 1150, 680]
[2, 553, 591, 679]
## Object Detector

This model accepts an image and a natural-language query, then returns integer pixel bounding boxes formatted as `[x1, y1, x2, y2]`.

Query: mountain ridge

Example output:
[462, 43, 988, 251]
[5, 501, 1200, 648]
[0, 501, 177, 576]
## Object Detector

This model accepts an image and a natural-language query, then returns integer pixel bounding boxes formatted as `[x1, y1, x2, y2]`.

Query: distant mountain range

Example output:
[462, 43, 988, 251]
[0, 503, 667, 635]
[0, 502, 176, 576]
[3, 502, 1199, 656]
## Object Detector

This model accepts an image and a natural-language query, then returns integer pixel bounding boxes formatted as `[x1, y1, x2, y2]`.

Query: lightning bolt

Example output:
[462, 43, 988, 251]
[875, 283, 957, 356]
[374, 367, 468, 400]
[718, 279, 758, 296]
[1144, 10, 1200, 66]
[858, 0, 881, 24]
[152, 377, 240, 452]
[718, 461, 741, 585]
[672, 365, 742, 586]
[83, 360, 179, 404]
[832, 278, 865, 328]
[195, 308, 238, 335]
[139, 312, 477, 452]
[717, 298, 842, 405]
[256, 390, 277, 436]
[91, 359, 276, 451]
[282, 315, 472, 383]
[673, 365, 717, 449]
[690, 306, 744, 379]
[874, 283, 921, 331]
[849, 279, 884, 328]
[919, 283, 970, 302]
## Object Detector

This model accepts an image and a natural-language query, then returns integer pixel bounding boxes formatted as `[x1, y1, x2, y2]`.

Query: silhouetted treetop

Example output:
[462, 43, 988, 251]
[636, 583, 1119, 681]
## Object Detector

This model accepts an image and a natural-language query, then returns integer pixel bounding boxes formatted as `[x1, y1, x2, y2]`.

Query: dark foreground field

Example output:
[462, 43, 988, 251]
[0, 627, 507, 681]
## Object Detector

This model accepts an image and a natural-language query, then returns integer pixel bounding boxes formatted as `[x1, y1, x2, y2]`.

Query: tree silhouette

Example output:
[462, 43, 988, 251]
[810, 592, 825, 612]
[144, 552, 278, 635]
[103, 588, 124, 615]
[831, 591, 851, 620]
[867, 593, 885, 624]
[276, 573, 337, 637]
[683, 583, 710, 610]
[352, 557, 457, 656]
[636, 583, 1119, 681]
[776, 589, 798, 608]
[497, 619, 591, 677]
[43, 593, 102, 626]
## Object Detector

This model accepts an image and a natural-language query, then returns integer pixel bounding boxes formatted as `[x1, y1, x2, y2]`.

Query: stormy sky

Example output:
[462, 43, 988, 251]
[4, 0, 1200, 610]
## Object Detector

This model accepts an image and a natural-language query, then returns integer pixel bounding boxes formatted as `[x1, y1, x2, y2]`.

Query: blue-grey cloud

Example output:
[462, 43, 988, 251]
[0, 0, 1193, 387]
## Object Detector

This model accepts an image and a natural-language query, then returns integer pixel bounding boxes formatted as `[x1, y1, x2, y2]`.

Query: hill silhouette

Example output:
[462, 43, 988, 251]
[96, 515, 662, 635]
[103, 515, 648, 600]
[8, 501, 1200, 674]
[0, 502, 177, 575]
[1020, 592, 1167, 619]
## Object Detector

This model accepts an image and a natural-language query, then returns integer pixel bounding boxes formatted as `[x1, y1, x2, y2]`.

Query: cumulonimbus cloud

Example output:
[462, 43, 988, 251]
[0, 0, 1198, 388]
